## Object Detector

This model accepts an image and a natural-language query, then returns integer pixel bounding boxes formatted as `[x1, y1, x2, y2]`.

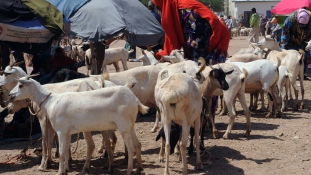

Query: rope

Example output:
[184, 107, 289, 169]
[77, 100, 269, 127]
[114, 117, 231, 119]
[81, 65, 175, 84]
[71, 133, 80, 154]
[27, 93, 52, 116]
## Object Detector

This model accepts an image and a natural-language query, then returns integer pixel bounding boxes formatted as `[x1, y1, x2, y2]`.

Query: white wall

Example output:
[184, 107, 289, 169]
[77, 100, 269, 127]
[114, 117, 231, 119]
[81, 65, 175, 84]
[235, 2, 278, 17]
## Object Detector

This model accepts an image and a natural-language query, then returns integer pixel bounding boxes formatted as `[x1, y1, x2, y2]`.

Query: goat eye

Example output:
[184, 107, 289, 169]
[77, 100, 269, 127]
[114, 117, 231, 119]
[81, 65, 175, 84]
[19, 84, 23, 88]
[183, 70, 186, 73]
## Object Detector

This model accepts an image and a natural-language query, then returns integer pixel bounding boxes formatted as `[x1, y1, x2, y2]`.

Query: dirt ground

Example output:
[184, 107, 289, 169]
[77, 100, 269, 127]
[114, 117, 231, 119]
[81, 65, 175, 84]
[1, 36, 311, 175]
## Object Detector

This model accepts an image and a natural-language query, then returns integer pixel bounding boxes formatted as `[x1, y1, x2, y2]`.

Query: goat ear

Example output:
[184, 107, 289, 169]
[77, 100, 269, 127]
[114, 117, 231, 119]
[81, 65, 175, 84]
[141, 49, 145, 55]
[160, 70, 169, 80]
[162, 56, 175, 60]
[195, 72, 202, 80]
[209, 70, 215, 77]
[18, 79, 32, 84]
[225, 69, 234, 75]
[305, 41, 309, 44]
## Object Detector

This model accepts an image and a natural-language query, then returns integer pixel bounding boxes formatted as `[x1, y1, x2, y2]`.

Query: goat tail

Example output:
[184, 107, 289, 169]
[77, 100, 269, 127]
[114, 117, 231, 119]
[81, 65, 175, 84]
[285, 72, 293, 79]
[274, 56, 281, 68]
[101, 72, 109, 80]
[128, 49, 135, 54]
[240, 68, 248, 80]
[138, 103, 149, 115]
[298, 49, 305, 65]
[125, 81, 136, 89]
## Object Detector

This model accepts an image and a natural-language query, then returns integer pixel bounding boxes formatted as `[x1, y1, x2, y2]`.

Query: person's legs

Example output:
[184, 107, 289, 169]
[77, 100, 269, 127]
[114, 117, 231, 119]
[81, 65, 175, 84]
[229, 28, 232, 39]
[254, 28, 260, 43]
[12, 50, 27, 73]
[248, 28, 255, 43]
[1, 44, 10, 70]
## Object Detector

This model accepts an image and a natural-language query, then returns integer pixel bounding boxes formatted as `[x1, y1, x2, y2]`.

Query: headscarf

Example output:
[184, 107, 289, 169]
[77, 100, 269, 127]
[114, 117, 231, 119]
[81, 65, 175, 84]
[297, 9, 310, 25]
[51, 47, 76, 70]
[152, 0, 230, 59]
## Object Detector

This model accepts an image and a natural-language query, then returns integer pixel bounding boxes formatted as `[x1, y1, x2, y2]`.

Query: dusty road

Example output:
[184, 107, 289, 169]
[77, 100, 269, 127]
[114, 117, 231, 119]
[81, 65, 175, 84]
[0, 36, 311, 175]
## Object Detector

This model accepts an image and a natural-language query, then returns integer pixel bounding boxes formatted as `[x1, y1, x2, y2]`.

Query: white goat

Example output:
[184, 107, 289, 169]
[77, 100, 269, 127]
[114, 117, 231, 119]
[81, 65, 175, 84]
[278, 65, 292, 112]
[0, 66, 118, 174]
[103, 47, 133, 72]
[161, 51, 251, 139]
[129, 49, 159, 65]
[228, 59, 281, 118]
[9, 77, 148, 175]
[257, 36, 305, 111]
[155, 71, 203, 175]
[228, 53, 264, 62]
[90, 60, 205, 133]
[202, 63, 251, 139]
[305, 40, 311, 51]
[162, 49, 186, 63]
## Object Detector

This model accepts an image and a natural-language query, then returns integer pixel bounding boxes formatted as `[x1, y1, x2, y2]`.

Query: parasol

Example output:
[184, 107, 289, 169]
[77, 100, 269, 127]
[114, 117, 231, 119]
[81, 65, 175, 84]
[48, 0, 164, 47]
[271, 0, 311, 26]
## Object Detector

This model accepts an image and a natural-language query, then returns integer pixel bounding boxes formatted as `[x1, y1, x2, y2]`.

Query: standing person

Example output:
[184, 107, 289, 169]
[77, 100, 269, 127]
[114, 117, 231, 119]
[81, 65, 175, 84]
[124, 42, 136, 59]
[0, 44, 27, 72]
[259, 15, 267, 36]
[219, 15, 226, 24]
[152, 0, 230, 127]
[280, 8, 311, 79]
[226, 16, 234, 39]
[239, 16, 244, 27]
[271, 17, 282, 42]
[148, 0, 161, 24]
[248, 8, 260, 43]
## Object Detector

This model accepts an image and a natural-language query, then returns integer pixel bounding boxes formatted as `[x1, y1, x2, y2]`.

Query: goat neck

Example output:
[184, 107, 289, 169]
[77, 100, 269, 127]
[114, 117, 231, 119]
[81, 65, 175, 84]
[23, 79, 52, 105]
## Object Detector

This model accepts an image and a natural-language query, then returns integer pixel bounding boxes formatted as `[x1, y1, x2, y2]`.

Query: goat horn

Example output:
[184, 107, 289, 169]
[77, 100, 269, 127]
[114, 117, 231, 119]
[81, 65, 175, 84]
[27, 73, 40, 79]
[13, 61, 25, 66]
[197, 57, 206, 73]
[147, 43, 158, 51]
[9, 60, 16, 67]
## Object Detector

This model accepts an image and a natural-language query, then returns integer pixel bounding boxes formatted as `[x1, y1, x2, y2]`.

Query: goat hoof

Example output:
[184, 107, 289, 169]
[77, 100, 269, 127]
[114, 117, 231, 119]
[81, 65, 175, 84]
[36, 167, 44, 172]
[265, 112, 271, 118]
[97, 148, 104, 154]
[300, 104, 305, 109]
[150, 128, 156, 133]
[54, 152, 59, 158]
[107, 167, 114, 174]
[196, 163, 204, 171]
[275, 111, 282, 118]
[222, 134, 229, 139]
[251, 106, 258, 111]
[159, 158, 164, 163]
[173, 153, 179, 157]
[245, 130, 251, 137]
[135, 169, 142, 175]
[213, 131, 219, 139]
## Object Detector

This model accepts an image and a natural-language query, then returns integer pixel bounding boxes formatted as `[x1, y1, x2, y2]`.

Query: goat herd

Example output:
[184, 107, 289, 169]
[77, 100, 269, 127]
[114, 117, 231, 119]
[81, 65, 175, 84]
[0, 35, 307, 175]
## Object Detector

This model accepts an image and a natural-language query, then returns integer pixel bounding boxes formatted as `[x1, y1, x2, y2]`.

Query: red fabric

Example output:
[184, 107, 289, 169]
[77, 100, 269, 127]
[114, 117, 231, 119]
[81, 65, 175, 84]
[271, 0, 311, 15]
[51, 48, 76, 70]
[153, 0, 230, 60]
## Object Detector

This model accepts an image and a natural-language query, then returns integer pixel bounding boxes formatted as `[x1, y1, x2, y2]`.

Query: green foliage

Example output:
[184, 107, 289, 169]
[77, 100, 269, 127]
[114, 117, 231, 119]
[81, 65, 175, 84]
[138, 0, 224, 12]
[199, 0, 224, 12]
[139, 0, 149, 7]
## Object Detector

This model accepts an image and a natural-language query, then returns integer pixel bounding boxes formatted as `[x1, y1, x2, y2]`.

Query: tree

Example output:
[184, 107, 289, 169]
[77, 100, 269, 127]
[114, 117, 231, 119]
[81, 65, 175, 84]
[139, 0, 224, 12]
[199, 0, 224, 12]
[139, 0, 149, 7]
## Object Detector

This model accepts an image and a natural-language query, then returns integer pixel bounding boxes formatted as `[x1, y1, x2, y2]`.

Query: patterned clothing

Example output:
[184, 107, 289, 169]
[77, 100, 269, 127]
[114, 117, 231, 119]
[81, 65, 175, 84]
[179, 9, 227, 64]
[280, 11, 311, 50]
